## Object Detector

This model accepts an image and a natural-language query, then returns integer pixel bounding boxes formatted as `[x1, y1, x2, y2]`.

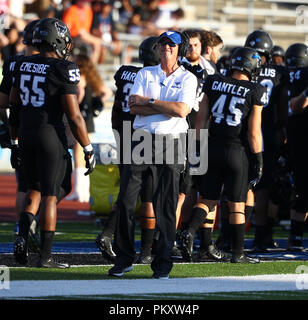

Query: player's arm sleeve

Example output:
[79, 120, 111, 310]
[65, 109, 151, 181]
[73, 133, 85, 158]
[252, 85, 268, 107]
[57, 62, 80, 95]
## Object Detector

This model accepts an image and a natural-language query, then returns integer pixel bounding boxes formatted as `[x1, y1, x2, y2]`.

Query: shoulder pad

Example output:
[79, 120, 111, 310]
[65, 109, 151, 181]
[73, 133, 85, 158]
[54, 60, 80, 84]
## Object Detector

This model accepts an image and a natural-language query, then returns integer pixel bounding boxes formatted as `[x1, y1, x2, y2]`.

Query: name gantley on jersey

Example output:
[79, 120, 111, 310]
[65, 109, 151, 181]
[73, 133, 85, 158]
[211, 80, 250, 97]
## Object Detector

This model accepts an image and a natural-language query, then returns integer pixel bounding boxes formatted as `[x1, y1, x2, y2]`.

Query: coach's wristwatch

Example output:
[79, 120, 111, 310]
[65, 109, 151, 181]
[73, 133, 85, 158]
[148, 98, 155, 105]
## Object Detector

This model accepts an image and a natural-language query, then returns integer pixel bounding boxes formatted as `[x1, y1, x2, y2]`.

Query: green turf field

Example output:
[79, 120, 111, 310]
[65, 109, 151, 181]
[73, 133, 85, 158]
[1, 221, 308, 301]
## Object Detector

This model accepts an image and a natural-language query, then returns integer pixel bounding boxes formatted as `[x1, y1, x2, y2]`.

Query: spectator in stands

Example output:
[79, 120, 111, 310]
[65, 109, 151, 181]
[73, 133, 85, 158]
[1, 24, 25, 61]
[117, 0, 134, 28]
[62, 0, 101, 63]
[126, 1, 151, 35]
[91, 0, 122, 64]
[67, 54, 112, 202]
[148, 0, 184, 33]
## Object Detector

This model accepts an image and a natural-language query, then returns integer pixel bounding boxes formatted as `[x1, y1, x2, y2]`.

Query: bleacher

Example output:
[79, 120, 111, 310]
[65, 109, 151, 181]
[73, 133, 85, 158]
[101, 0, 308, 89]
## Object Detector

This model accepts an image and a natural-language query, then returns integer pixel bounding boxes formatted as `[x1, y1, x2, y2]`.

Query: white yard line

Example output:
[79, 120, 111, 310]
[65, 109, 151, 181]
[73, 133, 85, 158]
[1, 274, 307, 298]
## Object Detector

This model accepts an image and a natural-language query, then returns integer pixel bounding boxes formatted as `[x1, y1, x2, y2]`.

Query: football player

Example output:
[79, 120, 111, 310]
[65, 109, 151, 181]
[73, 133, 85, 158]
[270, 45, 285, 66]
[0, 19, 41, 252]
[95, 36, 160, 264]
[283, 43, 308, 251]
[9, 18, 95, 268]
[244, 30, 289, 252]
[179, 47, 267, 263]
[180, 29, 228, 262]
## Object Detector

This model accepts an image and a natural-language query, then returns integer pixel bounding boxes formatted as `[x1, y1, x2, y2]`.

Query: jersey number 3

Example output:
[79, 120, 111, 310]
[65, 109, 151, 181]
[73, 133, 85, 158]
[20, 74, 46, 107]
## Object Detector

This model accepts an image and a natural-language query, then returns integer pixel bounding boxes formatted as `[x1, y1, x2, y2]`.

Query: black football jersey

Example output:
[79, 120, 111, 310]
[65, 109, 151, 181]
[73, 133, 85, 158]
[12, 54, 79, 130]
[256, 64, 288, 139]
[286, 66, 308, 139]
[113, 65, 141, 129]
[0, 55, 21, 95]
[203, 73, 268, 145]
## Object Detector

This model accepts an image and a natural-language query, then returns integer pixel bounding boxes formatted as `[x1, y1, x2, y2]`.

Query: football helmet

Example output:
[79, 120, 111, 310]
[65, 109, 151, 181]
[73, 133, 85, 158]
[271, 45, 285, 58]
[32, 18, 72, 60]
[245, 30, 273, 62]
[22, 19, 40, 46]
[139, 36, 160, 66]
[230, 46, 262, 81]
[285, 43, 308, 68]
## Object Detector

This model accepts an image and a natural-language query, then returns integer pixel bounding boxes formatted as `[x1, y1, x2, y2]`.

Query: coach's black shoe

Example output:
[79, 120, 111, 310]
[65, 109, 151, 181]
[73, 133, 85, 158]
[37, 257, 70, 268]
[287, 235, 305, 252]
[108, 264, 133, 277]
[14, 236, 28, 265]
[95, 233, 116, 262]
[179, 230, 194, 262]
[231, 253, 260, 264]
[152, 273, 169, 280]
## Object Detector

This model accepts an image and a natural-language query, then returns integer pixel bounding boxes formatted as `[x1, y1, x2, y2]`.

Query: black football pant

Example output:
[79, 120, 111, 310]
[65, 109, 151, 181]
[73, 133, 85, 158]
[114, 137, 183, 275]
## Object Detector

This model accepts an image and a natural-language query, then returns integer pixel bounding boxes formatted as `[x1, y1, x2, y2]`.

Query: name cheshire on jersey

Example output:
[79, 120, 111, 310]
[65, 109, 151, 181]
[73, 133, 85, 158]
[120, 70, 138, 82]
[19, 62, 49, 74]
[211, 80, 250, 97]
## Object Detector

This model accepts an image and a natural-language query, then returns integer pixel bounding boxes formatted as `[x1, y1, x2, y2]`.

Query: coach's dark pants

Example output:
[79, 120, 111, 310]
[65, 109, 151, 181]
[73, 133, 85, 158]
[114, 136, 184, 275]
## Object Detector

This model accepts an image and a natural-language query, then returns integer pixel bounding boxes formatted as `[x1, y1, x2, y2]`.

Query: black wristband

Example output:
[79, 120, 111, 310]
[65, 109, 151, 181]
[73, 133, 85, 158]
[251, 152, 263, 167]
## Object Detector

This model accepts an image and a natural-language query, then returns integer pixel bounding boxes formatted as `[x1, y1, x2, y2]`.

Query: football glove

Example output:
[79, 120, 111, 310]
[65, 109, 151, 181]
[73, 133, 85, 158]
[10, 144, 22, 169]
[248, 152, 263, 189]
[83, 146, 96, 176]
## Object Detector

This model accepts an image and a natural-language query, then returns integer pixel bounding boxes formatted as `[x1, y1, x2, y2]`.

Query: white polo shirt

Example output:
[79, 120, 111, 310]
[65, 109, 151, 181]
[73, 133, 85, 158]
[130, 64, 198, 135]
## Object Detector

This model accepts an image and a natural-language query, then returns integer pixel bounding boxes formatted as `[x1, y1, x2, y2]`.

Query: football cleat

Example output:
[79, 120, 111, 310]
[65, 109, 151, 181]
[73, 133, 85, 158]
[171, 243, 182, 258]
[14, 236, 28, 265]
[231, 253, 260, 264]
[196, 244, 231, 262]
[136, 251, 153, 264]
[28, 219, 41, 254]
[37, 257, 70, 268]
[95, 233, 116, 262]
[179, 229, 194, 262]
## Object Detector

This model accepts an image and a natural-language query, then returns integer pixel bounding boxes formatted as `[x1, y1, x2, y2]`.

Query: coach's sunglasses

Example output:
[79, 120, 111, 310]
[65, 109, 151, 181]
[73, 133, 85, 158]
[158, 39, 177, 47]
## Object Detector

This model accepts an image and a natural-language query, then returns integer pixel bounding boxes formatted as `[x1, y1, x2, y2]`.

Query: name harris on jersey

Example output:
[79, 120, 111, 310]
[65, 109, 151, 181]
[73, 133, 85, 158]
[211, 80, 250, 97]
[120, 69, 138, 82]
[19, 62, 50, 74]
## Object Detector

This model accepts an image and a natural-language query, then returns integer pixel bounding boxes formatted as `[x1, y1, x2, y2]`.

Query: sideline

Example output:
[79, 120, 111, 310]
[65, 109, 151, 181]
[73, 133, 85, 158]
[0, 274, 306, 298]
